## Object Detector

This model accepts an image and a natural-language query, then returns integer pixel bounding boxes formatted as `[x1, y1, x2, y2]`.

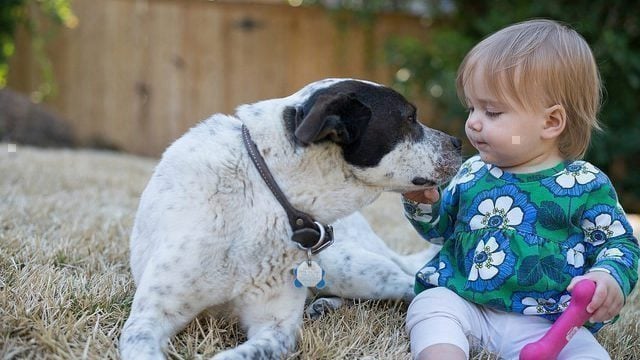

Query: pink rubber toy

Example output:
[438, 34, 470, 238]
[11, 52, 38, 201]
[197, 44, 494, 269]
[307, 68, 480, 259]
[519, 280, 596, 360]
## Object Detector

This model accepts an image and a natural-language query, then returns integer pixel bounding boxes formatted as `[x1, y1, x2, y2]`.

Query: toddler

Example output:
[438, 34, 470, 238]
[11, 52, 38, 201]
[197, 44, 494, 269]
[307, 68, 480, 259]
[403, 19, 639, 360]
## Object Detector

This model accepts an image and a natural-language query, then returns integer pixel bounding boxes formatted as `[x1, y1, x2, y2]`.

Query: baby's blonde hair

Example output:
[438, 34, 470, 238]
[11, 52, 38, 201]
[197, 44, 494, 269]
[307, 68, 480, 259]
[456, 19, 602, 160]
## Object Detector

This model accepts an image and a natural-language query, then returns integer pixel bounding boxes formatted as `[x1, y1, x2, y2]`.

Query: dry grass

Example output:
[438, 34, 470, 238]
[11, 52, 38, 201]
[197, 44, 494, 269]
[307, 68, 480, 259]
[1, 144, 638, 360]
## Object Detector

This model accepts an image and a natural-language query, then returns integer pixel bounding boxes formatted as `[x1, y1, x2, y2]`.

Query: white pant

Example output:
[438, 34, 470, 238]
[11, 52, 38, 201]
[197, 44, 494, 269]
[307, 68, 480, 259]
[406, 287, 610, 360]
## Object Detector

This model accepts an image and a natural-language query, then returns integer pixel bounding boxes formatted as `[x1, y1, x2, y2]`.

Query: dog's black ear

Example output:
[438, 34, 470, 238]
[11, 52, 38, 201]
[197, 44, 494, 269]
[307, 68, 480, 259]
[294, 93, 371, 146]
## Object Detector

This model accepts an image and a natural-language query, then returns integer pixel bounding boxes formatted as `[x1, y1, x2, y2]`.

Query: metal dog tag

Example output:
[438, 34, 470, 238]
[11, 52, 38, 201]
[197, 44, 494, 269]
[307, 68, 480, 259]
[293, 260, 326, 289]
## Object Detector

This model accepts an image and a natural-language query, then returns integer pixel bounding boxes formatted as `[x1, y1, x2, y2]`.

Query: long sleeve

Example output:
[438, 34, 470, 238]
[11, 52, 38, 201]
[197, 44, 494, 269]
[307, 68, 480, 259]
[580, 177, 640, 300]
[402, 180, 460, 246]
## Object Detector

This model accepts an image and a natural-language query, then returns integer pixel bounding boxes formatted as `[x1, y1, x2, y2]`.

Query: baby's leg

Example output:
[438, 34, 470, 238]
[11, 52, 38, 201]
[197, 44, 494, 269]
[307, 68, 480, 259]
[486, 310, 610, 360]
[557, 327, 611, 360]
[406, 287, 480, 360]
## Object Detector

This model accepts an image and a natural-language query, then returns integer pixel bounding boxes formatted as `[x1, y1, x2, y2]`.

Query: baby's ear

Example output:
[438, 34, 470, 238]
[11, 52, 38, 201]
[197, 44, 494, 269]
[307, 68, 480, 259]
[542, 104, 566, 139]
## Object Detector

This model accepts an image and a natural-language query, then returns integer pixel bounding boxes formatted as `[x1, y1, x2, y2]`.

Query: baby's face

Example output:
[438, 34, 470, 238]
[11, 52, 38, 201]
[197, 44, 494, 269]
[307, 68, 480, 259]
[463, 71, 561, 173]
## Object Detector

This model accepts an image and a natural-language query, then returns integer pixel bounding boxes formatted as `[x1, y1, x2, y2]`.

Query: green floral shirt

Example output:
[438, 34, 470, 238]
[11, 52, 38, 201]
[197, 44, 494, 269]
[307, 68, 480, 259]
[404, 156, 640, 332]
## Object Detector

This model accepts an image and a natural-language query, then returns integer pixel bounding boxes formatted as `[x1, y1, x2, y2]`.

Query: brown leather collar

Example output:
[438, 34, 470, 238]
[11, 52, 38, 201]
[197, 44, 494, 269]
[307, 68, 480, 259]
[241, 124, 334, 254]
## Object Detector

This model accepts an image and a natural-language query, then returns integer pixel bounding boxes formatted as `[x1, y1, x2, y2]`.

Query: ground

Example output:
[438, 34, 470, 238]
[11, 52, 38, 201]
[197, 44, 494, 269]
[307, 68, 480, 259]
[1, 144, 639, 359]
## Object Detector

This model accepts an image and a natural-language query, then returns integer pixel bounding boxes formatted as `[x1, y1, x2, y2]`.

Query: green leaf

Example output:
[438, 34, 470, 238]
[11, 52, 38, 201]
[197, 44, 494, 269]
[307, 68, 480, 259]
[517, 256, 543, 286]
[540, 256, 566, 284]
[539, 201, 568, 230]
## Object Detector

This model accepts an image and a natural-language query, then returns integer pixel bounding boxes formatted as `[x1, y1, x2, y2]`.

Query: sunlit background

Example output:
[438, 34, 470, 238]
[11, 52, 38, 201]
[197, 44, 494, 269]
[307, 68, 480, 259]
[1, 0, 639, 211]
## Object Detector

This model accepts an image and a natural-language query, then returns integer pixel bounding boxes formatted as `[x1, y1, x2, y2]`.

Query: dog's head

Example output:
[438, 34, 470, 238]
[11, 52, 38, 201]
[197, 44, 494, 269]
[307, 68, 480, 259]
[287, 79, 462, 192]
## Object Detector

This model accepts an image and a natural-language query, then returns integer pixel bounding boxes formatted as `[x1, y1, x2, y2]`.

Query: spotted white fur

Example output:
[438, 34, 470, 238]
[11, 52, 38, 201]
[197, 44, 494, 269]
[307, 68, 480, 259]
[120, 78, 461, 359]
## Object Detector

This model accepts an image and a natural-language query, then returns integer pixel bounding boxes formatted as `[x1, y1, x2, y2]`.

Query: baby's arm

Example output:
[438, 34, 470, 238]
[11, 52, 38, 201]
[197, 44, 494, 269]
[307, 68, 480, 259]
[571, 180, 640, 323]
[402, 184, 458, 245]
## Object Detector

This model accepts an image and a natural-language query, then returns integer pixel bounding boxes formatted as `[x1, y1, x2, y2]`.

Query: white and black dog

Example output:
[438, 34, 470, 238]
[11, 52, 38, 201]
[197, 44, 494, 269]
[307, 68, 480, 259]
[120, 78, 462, 359]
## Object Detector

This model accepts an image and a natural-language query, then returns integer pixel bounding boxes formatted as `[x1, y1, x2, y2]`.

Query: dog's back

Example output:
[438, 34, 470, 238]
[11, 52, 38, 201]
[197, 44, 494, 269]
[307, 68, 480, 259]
[130, 114, 256, 283]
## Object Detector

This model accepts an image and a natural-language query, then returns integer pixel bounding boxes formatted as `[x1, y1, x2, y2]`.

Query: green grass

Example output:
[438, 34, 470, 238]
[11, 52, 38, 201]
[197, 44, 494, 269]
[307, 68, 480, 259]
[1, 144, 638, 359]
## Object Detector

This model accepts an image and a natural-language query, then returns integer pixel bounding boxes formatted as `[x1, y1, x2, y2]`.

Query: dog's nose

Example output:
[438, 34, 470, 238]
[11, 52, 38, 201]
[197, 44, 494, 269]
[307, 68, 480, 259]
[412, 177, 429, 186]
[451, 137, 462, 152]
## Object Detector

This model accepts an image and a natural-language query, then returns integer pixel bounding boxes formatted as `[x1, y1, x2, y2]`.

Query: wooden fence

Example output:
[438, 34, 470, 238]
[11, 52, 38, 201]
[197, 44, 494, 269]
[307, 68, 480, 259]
[8, 0, 429, 156]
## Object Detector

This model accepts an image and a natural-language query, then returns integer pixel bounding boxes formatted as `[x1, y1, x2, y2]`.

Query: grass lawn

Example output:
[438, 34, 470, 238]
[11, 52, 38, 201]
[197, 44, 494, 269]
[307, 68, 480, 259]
[1, 144, 639, 359]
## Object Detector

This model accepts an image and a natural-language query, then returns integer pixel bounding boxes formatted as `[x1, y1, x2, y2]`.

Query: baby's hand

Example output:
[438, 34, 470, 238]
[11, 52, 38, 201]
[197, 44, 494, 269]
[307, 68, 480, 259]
[567, 271, 624, 323]
[402, 188, 439, 204]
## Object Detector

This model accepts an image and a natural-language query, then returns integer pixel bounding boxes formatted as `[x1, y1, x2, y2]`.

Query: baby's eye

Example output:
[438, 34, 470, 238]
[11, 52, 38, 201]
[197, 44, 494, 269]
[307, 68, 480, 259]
[485, 111, 503, 118]
[467, 107, 474, 113]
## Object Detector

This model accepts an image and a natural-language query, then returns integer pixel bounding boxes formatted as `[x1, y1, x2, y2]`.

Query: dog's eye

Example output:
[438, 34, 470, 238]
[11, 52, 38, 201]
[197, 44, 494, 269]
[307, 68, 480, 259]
[408, 114, 416, 123]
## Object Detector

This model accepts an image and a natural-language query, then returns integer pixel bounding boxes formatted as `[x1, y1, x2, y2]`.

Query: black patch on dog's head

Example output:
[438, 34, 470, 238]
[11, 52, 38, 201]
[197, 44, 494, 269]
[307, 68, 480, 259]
[291, 80, 423, 167]
[294, 92, 371, 146]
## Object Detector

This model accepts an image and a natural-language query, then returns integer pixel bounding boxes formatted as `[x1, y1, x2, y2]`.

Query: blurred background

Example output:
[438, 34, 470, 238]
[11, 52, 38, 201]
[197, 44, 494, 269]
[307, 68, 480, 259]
[1, 0, 639, 211]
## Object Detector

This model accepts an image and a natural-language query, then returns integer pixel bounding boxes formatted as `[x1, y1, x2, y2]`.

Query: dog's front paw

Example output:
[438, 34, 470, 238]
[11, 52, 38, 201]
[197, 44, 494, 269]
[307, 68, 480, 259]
[305, 297, 345, 319]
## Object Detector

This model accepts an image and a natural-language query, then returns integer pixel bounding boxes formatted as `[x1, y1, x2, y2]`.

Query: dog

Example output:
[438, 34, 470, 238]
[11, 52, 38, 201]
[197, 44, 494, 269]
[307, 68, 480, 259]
[120, 78, 462, 359]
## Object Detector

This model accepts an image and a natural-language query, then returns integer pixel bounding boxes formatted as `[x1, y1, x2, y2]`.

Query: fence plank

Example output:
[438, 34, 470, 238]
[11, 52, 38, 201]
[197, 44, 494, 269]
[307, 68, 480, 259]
[8, 0, 428, 156]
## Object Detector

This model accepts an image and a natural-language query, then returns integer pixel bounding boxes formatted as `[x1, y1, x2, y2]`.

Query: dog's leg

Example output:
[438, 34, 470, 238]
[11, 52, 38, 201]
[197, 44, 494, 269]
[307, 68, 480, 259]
[307, 247, 428, 318]
[120, 295, 201, 359]
[306, 252, 415, 319]
[386, 246, 440, 276]
[212, 284, 306, 360]
[318, 249, 417, 303]
[304, 212, 438, 319]
[120, 259, 215, 360]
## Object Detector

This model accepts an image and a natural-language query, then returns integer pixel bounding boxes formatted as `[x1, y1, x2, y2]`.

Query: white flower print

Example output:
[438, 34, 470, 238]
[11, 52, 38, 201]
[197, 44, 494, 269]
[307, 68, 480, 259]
[415, 212, 439, 224]
[521, 295, 571, 315]
[457, 158, 485, 185]
[404, 200, 440, 224]
[582, 213, 626, 246]
[554, 161, 599, 189]
[597, 247, 624, 261]
[448, 157, 484, 195]
[488, 165, 503, 178]
[468, 237, 505, 281]
[469, 196, 524, 230]
[421, 261, 446, 286]
[567, 243, 586, 269]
